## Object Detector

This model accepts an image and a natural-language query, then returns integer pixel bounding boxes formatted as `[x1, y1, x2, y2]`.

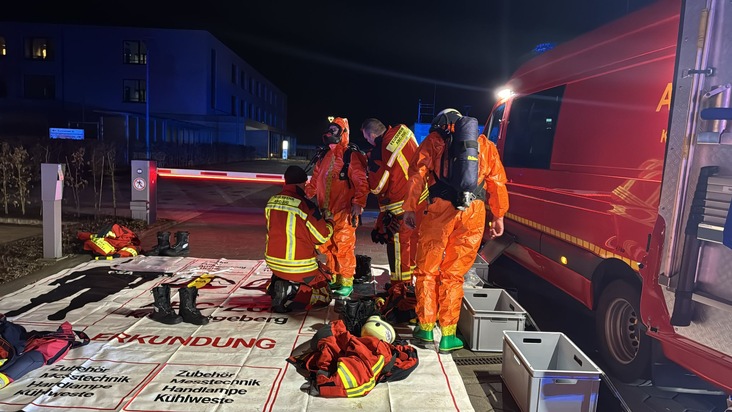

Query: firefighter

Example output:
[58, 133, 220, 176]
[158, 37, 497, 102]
[265, 166, 335, 313]
[360, 118, 427, 286]
[305, 117, 369, 297]
[403, 108, 509, 353]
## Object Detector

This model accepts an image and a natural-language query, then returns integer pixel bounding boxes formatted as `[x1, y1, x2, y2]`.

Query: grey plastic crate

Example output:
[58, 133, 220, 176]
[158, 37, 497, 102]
[458, 288, 527, 351]
[473, 261, 489, 281]
[502, 331, 602, 412]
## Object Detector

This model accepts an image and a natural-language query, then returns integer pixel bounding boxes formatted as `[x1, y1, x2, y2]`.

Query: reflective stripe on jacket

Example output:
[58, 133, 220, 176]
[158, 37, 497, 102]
[265, 184, 333, 274]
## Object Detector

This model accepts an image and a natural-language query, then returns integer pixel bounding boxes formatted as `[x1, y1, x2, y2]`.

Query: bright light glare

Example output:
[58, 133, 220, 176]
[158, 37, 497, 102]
[282, 140, 289, 150]
[496, 88, 514, 101]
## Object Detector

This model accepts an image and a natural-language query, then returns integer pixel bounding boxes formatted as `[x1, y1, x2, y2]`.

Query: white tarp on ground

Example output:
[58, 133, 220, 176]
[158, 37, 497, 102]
[0, 257, 474, 412]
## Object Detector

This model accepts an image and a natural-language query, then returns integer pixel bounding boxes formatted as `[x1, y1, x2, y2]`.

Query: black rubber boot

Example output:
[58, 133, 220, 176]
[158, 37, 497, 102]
[271, 279, 297, 313]
[150, 284, 183, 324]
[163, 231, 190, 257]
[354, 255, 372, 284]
[147, 232, 171, 256]
[178, 286, 209, 325]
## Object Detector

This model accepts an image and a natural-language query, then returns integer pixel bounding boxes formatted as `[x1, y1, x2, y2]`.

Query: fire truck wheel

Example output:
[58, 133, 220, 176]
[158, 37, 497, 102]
[595, 280, 651, 383]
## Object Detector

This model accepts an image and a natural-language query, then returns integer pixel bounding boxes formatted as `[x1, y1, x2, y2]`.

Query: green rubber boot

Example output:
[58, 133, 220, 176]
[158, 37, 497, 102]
[333, 286, 353, 297]
[333, 277, 353, 297]
[439, 334, 464, 354]
[413, 327, 434, 343]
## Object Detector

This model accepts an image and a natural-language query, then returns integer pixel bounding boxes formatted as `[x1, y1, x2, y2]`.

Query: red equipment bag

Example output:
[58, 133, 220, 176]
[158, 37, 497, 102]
[24, 322, 90, 365]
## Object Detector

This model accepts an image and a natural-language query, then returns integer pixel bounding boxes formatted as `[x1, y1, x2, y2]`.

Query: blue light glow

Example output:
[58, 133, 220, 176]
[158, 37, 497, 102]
[534, 42, 556, 53]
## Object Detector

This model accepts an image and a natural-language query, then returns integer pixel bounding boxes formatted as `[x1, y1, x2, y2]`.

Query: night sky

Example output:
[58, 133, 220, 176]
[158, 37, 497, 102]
[5, 0, 656, 145]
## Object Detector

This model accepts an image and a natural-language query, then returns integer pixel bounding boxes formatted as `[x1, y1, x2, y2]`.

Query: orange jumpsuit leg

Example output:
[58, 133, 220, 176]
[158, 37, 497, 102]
[410, 202, 426, 279]
[438, 200, 486, 335]
[321, 209, 357, 287]
[414, 200, 456, 331]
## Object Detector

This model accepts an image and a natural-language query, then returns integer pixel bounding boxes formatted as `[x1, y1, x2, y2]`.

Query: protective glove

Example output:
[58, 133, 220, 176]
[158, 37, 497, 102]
[371, 228, 383, 244]
[350, 204, 364, 228]
[385, 213, 401, 234]
[372, 212, 386, 244]
[381, 211, 392, 230]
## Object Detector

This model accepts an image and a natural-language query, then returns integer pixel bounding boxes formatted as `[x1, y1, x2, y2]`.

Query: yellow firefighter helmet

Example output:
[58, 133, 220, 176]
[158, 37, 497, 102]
[361, 315, 396, 344]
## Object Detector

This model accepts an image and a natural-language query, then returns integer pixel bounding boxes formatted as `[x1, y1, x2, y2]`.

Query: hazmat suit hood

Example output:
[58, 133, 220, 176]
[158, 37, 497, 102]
[322, 117, 350, 146]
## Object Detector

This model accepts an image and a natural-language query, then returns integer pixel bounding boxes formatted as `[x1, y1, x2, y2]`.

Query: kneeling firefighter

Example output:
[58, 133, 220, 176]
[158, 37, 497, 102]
[265, 166, 335, 313]
[403, 108, 509, 353]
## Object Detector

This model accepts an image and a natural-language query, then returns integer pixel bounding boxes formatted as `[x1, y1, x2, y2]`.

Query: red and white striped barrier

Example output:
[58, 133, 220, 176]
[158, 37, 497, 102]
[157, 168, 285, 184]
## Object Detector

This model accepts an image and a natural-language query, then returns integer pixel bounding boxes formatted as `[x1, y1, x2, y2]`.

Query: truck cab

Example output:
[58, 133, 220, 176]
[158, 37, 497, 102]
[486, 0, 732, 393]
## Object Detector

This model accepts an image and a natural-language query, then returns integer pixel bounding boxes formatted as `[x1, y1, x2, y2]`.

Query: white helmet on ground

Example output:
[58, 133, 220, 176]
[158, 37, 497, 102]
[361, 315, 396, 343]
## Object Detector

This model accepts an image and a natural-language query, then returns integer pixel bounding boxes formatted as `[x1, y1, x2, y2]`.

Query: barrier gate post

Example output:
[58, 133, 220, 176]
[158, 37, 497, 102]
[130, 160, 157, 224]
[41, 163, 64, 259]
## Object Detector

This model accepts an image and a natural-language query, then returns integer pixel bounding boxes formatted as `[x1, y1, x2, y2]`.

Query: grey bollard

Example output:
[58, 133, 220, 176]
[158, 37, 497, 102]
[130, 160, 157, 224]
[41, 163, 65, 259]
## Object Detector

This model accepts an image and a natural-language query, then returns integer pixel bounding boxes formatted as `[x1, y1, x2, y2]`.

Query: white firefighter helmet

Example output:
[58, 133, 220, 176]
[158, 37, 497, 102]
[361, 315, 396, 343]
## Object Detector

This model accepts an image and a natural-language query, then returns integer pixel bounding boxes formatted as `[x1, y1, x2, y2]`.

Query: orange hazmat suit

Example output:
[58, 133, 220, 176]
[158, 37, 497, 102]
[305, 117, 369, 287]
[404, 131, 509, 337]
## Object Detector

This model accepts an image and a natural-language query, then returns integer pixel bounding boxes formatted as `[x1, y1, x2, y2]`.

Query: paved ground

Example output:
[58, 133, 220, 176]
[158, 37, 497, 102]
[1, 158, 729, 412]
[0, 223, 42, 245]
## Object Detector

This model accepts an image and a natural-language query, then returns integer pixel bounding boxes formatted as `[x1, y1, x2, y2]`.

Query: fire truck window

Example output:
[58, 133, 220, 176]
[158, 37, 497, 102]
[485, 103, 505, 144]
[503, 85, 564, 169]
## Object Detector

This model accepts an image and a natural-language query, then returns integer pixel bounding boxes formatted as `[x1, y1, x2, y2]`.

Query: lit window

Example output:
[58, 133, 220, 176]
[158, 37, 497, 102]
[123, 40, 147, 64]
[122, 79, 147, 103]
[24, 37, 53, 60]
[1, 37, 6, 56]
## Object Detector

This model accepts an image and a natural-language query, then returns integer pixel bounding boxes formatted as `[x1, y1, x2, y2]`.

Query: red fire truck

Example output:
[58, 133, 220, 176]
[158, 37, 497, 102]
[484, 0, 732, 393]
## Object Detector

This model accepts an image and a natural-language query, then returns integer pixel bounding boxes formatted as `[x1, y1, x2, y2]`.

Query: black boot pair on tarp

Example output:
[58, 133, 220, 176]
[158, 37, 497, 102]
[147, 231, 190, 257]
[150, 284, 209, 325]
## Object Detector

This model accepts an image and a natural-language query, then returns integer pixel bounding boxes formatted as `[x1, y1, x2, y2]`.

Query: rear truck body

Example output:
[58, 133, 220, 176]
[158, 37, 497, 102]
[484, 0, 732, 393]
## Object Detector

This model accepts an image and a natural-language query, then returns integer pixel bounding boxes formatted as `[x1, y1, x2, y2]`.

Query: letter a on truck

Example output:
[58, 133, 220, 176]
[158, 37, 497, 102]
[485, 0, 732, 394]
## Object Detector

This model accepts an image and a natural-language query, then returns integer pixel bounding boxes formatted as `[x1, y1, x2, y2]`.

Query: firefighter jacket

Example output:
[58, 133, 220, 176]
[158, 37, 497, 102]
[367, 124, 428, 216]
[367, 124, 427, 282]
[265, 184, 334, 277]
[305, 119, 369, 215]
[287, 319, 419, 398]
[77, 224, 141, 257]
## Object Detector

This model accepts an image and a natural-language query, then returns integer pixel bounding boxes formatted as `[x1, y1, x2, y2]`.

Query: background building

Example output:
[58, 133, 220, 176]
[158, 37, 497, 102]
[0, 22, 296, 163]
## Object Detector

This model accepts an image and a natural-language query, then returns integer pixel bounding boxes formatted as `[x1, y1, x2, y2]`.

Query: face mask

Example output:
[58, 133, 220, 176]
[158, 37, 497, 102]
[322, 124, 342, 145]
